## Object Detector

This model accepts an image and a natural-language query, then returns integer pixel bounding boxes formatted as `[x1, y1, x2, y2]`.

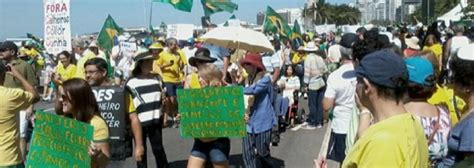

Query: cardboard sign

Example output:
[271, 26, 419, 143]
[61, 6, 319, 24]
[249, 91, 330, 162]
[92, 86, 126, 140]
[119, 41, 137, 58]
[177, 86, 246, 138]
[26, 112, 93, 168]
[44, 0, 72, 54]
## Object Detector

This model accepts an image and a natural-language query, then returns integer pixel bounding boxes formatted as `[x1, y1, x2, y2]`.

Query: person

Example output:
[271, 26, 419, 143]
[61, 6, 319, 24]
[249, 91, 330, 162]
[291, 46, 306, 65]
[75, 41, 100, 79]
[241, 53, 276, 168]
[72, 40, 87, 61]
[182, 38, 197, 76]
[42, 58, 56, 101]
[440, 44, 474, 167]
[301, 42, 327, 129]
[58, 78, 110, 168]
[327, 50, 428, 167]
[403, 36, 421, 58]
[202, 24, 231, 79]
[277, 65, 300, 113]
[321, 34, 358, 164]
[403, 57, 451, 167]
[54, 51, 77, 84]
[326, 36, 342, 73]
[184, 48, 217, 89]
[356, 27, 366, 40]
[153, 38, 187, 128]
[0, 41, 38, 161]
[444, 24, 470, 66]
[186, 63, 231, 168]
[126, 51, 169, 168]
[0, 62, 39, 167]
[83, 57, 145, 167]
[423, 34, 443, 69]
[148, 43, 164, 76]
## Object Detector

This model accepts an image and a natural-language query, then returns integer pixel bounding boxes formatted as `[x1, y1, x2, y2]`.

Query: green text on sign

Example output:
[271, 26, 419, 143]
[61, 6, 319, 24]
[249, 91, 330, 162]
[26, 112, 93, 168]
[177, 86, 246, 138]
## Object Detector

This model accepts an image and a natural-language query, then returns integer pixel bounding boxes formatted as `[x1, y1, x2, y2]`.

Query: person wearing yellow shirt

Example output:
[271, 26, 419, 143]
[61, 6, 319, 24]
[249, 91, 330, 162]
[422, 34, 443, 70]
[55, 51, 77, 83]
[428, 84, 466, 125]
[0, 62, 39, 167]
[315, 50, 428, 168]
[75, 42, 99, 79]
[291, 47, 307, 65]
[153, 38, 187, 126]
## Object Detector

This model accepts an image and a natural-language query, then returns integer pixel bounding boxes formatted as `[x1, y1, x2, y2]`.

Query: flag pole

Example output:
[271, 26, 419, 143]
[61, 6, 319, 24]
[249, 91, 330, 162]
[149, 0, 153, 28]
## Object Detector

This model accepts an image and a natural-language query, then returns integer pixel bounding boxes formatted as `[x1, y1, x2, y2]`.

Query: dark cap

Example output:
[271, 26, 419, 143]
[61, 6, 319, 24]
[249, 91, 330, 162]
[340, 33, 358, 48]
[355, 49, 408, 88]
[0, 41, 18, 53]
[189, 48, 217, 67]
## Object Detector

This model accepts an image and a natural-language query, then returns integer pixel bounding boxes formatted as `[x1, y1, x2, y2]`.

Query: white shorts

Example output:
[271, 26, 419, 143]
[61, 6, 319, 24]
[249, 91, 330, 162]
[19, 110, 28, 138]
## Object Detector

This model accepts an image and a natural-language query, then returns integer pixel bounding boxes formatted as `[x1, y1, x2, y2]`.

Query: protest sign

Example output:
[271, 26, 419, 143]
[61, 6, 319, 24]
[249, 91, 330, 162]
[315, 24, 336, 34]
[119, 41, 137, 58]
[26, 112, 93, 168]
[92, 86, 126, 140]
[177, 86, 246, 138]
[167, 24, 194, 40]
[44, 0, 72, 54]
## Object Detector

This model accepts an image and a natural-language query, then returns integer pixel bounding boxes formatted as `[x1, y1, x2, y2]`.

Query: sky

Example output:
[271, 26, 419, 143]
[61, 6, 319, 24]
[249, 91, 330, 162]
[0, 0, 352, 40]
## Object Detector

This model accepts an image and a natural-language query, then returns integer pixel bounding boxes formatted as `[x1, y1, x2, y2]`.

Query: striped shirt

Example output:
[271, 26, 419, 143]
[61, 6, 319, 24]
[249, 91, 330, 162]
[125, 76, 163, 127]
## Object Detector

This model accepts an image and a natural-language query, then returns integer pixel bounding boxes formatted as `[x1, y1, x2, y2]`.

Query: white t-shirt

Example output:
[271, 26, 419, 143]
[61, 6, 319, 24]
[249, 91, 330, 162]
[327, 44, 341, 63]
[324, 63, 356, 134]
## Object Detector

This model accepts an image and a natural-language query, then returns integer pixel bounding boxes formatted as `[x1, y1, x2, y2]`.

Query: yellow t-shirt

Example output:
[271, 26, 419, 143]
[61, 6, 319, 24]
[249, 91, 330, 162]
[186, 72, 202, 89]
[0, 87, 34, 166]
[56, 64, 77, 82]
[428, 84, 466, 125]
[89, 115, 109, 142]
[153, 49, 187, 83]
[292, 53, 306, 64]
[423, 44, 443, 60]
[342, 113, 429, 168]
[74, 50, 97, 79]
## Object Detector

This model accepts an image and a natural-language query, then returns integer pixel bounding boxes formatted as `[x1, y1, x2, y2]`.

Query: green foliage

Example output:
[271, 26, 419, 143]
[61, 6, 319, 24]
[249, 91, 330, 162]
[304, 2, 361, 25]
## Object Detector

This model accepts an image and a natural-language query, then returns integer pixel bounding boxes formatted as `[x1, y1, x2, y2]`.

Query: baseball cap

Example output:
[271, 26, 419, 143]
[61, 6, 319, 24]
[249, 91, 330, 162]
[340, 33, 358, 48]
[405, 57, 434, 86]
[355, 49, 408, 88]
[0, 41, 18, 53]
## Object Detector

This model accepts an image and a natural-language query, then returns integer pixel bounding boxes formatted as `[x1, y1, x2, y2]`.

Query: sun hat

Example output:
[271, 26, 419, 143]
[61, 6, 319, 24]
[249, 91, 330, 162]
[189, 48, 217, 67]
[133, 48, 156, 62]
[240, 53, 265, 71]
[405, 57, 434, 86]
[355, 49, 408, 88]
[303, 42, 318, 52]
[405, 36, 420, 50]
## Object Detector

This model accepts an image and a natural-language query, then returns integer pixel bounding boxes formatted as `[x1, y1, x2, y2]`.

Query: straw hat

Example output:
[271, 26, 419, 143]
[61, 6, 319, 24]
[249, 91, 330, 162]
[303, 42, 318, 52]
[405, 36, 420, 50]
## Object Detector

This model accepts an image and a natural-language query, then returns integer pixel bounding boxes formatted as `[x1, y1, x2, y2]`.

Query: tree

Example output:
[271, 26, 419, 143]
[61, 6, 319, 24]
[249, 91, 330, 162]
[410, 0, 461, 23]
[303, 1, 361, 25]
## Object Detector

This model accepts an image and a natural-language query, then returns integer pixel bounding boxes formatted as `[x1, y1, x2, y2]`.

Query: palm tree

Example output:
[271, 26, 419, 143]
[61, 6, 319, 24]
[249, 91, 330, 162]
[303, 0, 361, 26]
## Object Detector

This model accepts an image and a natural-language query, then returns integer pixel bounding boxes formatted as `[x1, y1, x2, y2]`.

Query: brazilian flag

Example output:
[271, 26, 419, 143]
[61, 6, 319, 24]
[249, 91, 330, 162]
[97, 15, 123, 77]
[263, 6, 292, 39]
[201, 0, 238, 16]
[291, 20, 302, 40]
[153, 0, 193, 12]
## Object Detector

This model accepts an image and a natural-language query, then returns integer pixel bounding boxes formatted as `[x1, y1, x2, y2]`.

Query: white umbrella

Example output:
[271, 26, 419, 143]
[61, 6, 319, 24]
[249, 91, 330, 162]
[200, 26, 274, 53]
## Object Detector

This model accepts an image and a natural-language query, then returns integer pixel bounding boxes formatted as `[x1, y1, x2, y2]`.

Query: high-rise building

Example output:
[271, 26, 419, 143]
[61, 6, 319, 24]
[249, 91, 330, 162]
[385, 0, 402, 21]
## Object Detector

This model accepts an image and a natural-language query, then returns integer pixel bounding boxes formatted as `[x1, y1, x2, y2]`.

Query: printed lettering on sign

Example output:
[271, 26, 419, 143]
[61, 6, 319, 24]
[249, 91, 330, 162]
[92, 86, 126, 140]
[44, 0, 72, 55]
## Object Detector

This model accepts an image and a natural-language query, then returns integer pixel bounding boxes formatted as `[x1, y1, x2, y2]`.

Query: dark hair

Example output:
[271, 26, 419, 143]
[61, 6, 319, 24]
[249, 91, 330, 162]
[57, 50, 76, 64]
[131, 60, 144, 77]
[0, 61, 6, 83]
[84, 57, 108, 73]
[451, 56, 474, 87]
[61, 78, 101, 122]
[407, 81, 436, 100]
[285, 64, 295, 76]
[360, 73, 409, 104]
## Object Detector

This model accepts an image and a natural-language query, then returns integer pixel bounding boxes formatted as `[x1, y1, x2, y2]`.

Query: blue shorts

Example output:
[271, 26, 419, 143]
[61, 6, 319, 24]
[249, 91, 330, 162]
[163, 82, 182, 97]
[191, 138, 230, 163]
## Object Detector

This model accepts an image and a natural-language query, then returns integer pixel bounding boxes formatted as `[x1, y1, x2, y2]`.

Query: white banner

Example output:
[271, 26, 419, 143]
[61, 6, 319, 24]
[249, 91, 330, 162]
[167, 24, 194, 40]
[44, 0, 72, 55]
[119, 42, 137, 58]
[314, 24, 336, 34]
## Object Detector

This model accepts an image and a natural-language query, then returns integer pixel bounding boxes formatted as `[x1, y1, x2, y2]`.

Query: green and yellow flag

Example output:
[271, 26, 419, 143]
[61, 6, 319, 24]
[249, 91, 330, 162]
[153, 0, 193, 12]
[97, 15, 123, 52]
[263, 6, 292, 39]
[201, 0, 238, 16]
[291, 20, 302, 40]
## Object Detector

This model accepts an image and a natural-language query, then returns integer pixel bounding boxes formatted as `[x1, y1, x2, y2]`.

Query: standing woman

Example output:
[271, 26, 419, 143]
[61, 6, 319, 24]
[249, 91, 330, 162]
[241, 53, 276, 168]
[186, 63, 231, 168]
[58, 78, 110, 168]
[441, 44, 474, 167]
[125, 51, 169, 168]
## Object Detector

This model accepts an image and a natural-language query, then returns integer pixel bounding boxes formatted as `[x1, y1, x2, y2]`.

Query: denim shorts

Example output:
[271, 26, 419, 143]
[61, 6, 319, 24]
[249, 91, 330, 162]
[191, 138, 230, 163]
[163, 82, 182, 97]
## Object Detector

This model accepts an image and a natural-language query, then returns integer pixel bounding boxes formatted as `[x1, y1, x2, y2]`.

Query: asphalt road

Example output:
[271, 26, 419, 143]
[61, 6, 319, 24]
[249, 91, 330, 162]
[34, 101, 334, 168]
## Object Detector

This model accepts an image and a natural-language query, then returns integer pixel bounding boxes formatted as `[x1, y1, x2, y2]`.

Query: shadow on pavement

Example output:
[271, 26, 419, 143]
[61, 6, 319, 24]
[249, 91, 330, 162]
[168, 154, 285, 168]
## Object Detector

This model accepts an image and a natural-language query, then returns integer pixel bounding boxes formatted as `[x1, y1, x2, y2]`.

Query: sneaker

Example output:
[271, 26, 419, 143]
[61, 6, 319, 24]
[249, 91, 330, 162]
[301, 125, 317, 130]
[291, 124, 303, 131]
[316, 125, 323, 128]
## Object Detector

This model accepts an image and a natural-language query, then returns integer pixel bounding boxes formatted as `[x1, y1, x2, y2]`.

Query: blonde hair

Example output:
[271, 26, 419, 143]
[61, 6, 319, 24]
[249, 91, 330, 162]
[198, 63, 223, 87]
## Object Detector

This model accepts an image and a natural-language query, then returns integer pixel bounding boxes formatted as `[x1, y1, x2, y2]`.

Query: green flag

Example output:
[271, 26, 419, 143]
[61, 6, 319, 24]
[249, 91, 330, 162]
[223, 14, 236, 27]
[153, 0, 193, 12]
[263, 6, 292, 39]
[97, 15, 123, 52]
[201, 0, 238, 16]
[291, 20, 302, 40]
[26, 33, 45, 50]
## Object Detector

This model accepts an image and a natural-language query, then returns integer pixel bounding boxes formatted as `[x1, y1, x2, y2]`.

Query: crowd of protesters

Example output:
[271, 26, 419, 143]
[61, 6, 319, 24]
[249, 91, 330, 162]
[1, 21, 474, 168]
